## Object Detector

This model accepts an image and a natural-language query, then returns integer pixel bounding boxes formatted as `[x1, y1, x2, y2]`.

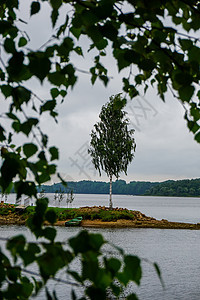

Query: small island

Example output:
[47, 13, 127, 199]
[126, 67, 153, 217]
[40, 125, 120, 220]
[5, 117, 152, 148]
[1, 203, 200, 230]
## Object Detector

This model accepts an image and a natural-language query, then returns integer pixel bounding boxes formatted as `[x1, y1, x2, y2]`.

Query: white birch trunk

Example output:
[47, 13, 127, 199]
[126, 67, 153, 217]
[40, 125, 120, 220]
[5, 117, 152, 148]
[109, 174, 113, 210]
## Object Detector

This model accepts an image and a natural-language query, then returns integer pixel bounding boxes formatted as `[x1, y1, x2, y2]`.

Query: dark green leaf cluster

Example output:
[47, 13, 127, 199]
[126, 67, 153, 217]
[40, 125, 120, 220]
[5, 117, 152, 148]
[0, 0, 200, 197]
[0, 199, 163, 300]
[0, 1, 198, 298]
[89, 94, 136, 178]
[68, 230, 142, 300]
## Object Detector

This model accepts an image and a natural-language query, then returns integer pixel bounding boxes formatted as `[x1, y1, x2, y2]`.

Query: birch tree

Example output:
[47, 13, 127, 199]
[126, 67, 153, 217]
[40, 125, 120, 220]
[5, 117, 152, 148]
[88, 94, 136, 209]
[0, 1, 200, 298]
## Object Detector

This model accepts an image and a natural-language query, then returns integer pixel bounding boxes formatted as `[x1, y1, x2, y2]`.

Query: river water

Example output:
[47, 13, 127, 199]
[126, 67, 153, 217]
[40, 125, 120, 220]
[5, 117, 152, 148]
[1, 194, 200, 299]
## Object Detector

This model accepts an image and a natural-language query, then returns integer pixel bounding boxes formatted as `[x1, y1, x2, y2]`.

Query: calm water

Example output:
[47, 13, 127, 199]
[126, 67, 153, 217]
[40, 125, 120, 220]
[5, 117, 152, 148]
[1, 195, 200, 299]
[0, 225, 200, 300]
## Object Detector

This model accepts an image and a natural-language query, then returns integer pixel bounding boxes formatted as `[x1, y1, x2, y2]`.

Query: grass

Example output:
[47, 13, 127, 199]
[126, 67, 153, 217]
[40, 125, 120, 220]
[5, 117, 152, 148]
[50, 207, 135, 222]
[0, 204, 136, 222]
[0, 203, 16, 215]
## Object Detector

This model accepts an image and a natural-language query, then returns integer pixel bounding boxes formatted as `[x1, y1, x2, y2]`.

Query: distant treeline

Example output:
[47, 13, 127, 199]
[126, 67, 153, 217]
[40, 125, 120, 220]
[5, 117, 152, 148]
[144, 178, 200, 197]
[38, 178, 200, 197]
[38, 180, 156, 195]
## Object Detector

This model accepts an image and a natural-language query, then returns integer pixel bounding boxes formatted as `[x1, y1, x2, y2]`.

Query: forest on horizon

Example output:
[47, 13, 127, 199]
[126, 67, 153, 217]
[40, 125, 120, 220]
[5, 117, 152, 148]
[38, 178, 200, 197]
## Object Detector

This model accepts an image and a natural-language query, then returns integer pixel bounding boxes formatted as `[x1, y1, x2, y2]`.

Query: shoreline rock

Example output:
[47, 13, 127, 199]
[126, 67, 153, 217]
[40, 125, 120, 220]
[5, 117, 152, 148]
[1, 215, 200, 230]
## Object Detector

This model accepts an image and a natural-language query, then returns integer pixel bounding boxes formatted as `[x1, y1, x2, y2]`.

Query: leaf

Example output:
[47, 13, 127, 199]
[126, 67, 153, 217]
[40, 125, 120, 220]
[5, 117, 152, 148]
[15, 181, 37, 199]
[174, 72, 193, 86]
[105, 257, 121, 276]
[187, 121, 199, 133]
[37, 243, 70, 280]
[178, 85, 195, 102]
[20, 277, 34, 298]
[179, 38, 193, 51]
[18, 37, 28, 47]
[99, 75, 109, 86]
[23, 143, 38, 158]
[40, 100, 56, 114]
[96, 39, 108, 50]
[28, 52, 51, 82]
[12, 86, 31, 110]
[154, 263, 164, 288]
[48, 72, 66, 86]
[70, 27, 82, 39]
[1, 85, 13, 98]
[188, 46, 200, 63]
[50, 0, 62, 10]
[30, 1, 41, 16]
[69, 231, 105, 255]
[51, 9, 59, 27]
[49, 146, 59, 161]
[74, 46, 83, 56]
[4, 38, 16, 53]
[56, 15, 69, 37]
[6, 112, 19, 121]
[113, 49, 133, 71]
[194, 131, 200, 143]
[86, 286, 106, 300]
[20, 118, 39, 136]
[57, 173, 67, 187]
[60, 89, 67, 97]
[50, 88, 59, 98]
[21, 243, 40, 266]
[45, 209, 57, 225]
[0, 155, 21, 191]
[7, 235, 26, 260]
[118, 255, 141, 286]
[7, 266, 21, 282]
[0, 126, 6, 142]
[7, 51, 25, 81]
[43, 227, 56, 242]
[127, 294, 139, 300]
[0, 20, 17, 36]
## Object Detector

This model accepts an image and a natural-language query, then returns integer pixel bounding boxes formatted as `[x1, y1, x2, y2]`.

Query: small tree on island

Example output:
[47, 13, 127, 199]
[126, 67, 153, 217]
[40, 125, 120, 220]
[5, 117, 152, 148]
[88, 94, 136, 209]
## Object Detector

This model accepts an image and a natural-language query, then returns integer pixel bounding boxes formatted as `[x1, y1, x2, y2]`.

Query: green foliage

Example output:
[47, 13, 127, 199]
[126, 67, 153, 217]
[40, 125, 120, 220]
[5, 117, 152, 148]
[39, 179, 158, 195]
[45, 207, 135, 222]
[89, 94, 136, 179]
[88, 94, 136, 208]
[0, 203, 15, 215]
[145, 178, 200, 197]
[30, 2, 41, 16]
[0, 0, 199, 298]
[41, 178, 200, 198]
[0, 0, 200, 198]
[0, 200, 163, 299]
[0, 205, 136, 222]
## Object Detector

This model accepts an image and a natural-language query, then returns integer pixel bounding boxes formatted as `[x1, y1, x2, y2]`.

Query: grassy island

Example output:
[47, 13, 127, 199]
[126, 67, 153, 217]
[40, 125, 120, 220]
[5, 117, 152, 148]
[0, 203, 200, 230]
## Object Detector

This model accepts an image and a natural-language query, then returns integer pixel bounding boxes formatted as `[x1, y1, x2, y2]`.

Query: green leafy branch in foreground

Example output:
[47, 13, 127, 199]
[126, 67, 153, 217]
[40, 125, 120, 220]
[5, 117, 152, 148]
[0, 198, 163, 300]
[0, 1, 199, 298]
[1, 1, 200, 202]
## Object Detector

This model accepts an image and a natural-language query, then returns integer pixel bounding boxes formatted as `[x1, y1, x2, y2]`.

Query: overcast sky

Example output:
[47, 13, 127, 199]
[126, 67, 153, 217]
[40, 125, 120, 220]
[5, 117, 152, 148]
[5, 1, 200, 183]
